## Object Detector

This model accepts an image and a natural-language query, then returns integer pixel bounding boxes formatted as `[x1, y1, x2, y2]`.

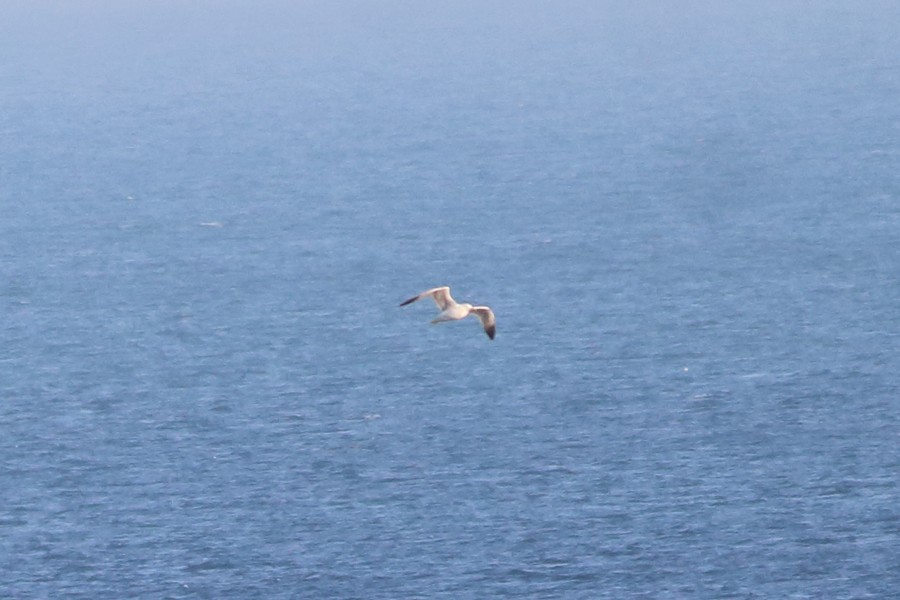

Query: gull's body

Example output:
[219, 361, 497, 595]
[400, 286, 496, 340]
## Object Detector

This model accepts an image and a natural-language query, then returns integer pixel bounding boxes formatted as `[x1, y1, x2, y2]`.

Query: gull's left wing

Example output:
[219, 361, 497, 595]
[470, 306, 496, 340]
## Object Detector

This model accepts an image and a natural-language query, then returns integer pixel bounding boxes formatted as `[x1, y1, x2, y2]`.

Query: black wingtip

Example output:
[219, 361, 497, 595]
[399, 296, 416, 307]
[486, 325, 496, 340]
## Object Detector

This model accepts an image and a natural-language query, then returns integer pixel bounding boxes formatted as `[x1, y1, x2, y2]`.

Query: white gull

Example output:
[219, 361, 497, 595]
[399, 286, 496, 340]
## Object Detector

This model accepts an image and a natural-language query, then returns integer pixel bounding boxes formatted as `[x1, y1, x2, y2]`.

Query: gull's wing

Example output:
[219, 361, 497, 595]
[470, 306, 496, 340]
[399, 286, 455, 310]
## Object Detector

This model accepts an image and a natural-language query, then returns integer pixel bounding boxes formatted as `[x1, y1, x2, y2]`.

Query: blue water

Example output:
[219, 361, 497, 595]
[2, 2, 899, 598]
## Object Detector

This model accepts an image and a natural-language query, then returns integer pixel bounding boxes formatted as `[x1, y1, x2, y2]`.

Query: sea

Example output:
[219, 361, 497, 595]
[1, 1, 899, 598]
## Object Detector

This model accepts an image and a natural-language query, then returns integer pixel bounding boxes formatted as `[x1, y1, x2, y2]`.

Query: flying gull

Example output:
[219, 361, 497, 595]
[400, 286, 496, 340]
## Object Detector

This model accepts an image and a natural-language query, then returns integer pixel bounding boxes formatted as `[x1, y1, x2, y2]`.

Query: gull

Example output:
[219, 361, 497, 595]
[400, 286, 496, 340]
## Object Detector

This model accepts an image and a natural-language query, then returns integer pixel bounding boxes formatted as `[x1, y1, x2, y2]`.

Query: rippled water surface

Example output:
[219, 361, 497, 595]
[2, 2, 899, 598]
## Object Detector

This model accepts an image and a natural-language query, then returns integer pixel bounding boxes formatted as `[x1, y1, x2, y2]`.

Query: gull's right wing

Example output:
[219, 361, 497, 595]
[399, 286, 455, 310]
